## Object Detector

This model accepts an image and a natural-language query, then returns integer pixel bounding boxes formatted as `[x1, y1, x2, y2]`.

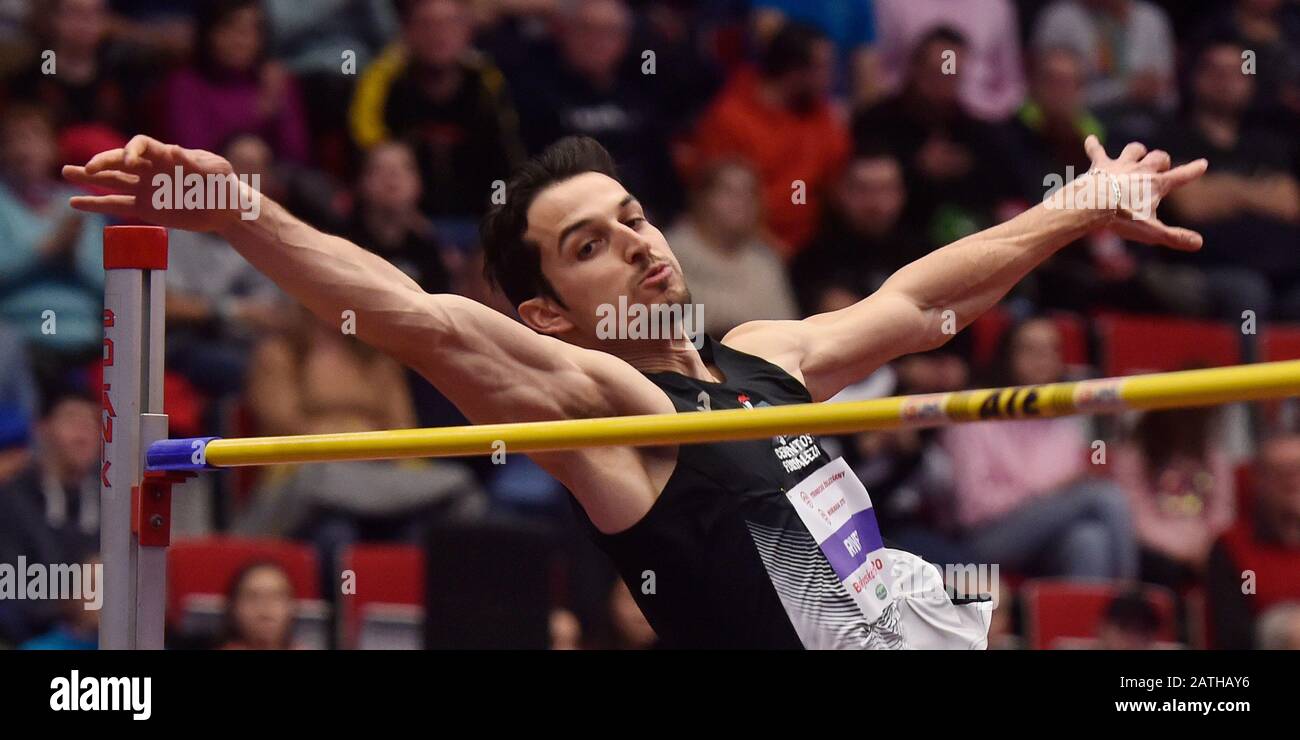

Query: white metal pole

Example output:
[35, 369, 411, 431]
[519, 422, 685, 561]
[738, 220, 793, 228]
[134, 265, 170, 648]
[99, 226, 169, 649]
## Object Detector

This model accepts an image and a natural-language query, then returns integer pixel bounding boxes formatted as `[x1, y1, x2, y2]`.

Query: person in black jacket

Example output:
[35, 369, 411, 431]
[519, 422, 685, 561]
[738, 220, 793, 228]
[0, 388, 100, 645]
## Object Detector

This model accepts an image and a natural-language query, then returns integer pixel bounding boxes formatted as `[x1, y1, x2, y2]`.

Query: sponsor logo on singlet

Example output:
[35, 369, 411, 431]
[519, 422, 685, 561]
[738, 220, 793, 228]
[772, 434, 822, 473]
[742, 396, 823, 474]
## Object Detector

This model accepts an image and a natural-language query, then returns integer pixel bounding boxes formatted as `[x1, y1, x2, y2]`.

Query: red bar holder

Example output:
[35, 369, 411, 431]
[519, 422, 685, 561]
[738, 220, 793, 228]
[131, 470, 195, 547]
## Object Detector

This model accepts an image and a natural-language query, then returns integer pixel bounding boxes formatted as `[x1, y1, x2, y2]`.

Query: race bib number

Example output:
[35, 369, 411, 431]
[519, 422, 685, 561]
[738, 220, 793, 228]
[784, 457, 895, 623]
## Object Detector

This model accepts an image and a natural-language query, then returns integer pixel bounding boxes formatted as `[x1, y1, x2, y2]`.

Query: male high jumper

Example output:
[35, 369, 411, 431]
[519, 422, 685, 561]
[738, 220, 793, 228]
[65, 134, 1206, 649]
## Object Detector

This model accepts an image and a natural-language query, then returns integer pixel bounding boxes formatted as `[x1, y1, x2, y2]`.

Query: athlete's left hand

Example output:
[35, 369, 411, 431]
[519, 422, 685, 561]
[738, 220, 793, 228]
[1083, 135, 1208, 252]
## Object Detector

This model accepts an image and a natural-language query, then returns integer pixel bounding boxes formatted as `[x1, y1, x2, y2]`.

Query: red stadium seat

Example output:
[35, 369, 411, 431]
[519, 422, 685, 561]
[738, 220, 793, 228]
[1021, 579, 1178, 650]
[1095, 314, 1240, 376]
[1261, 324, 1300, 361]
[85, 361, 207, 437]
[338, 544, 425, 649]
[167, 537, 320, 628]
[971, 305, 1015, 370]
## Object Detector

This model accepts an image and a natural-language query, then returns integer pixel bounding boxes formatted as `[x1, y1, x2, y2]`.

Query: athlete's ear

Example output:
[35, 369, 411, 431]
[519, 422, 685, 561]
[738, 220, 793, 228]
[518, 296, 573, 336]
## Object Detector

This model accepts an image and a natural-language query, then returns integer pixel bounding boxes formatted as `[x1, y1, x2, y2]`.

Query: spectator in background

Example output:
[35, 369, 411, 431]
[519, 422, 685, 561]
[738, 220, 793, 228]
[1192, 0, 1300, 134]
[942, 318, 1137, 579]
[350, 0, 524, 220]
[851, 425, 968, 568]
[875, 0, 1026, 121]
[1007, 46, 1119, 313]
[662, 159, 796, 337]
[1111, 408, 1235, 591]
[1095, 589, 1162, 649]
[3, 0, 130, 135]
[0, 439, 30, 499]
[217, 560, 298, 649]
[0, 1, 34, 75]
[624, 0, 727, 119]
[1032, 0, 1176, 140]
[853, 27, 1018, 248]
[0, 323, 38, 480]
[1208, 434, 1300, 649]
[750, 0, 880, 106]
[105, 0, 201, 62]
[0, 387, 100, 645]
[164, 0, 311, 162]
[346, 140, 451, 295]
[264, 0, 399, 167]
[836, 323, 971, 570]
[507, 0, 684, 218]
[791, 149, 926, 316]
[1007, 47, 1205, 318]
[234, 306, 486, 581]
[1158, 36, 1300, 320]
[1009, 47, 1104, 204]
[0, 105, 105, 372]
[1256, 602, 1300, 649]
[265, 0, 398, 71]
[226, 133, 344, 231]
[684, 22, 849, 257]
[19, 554, 100, 650]
[344, 138, 474, 462]
[164, 135, 294, 398]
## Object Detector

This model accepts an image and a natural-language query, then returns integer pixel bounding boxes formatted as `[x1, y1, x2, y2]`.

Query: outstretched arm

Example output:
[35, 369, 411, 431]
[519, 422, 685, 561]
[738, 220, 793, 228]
[63, 136, 668, 427]
[726, 138, 1208, 401]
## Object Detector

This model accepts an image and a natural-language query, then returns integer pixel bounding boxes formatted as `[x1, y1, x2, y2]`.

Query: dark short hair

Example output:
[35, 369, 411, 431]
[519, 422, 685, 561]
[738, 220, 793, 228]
[686, 157, 756, 200]
[758, 21, 828, 79]
[194, 0, 267, 78]
[910, 25, 967, 66]
[220, 559, 295, 648]
[1103, 591, 1161, 635]
[481, 136, 619, 310]
[39, 375, 94, 419]
[396, 0, 469, 24]
[1191, 32, 1248, 69]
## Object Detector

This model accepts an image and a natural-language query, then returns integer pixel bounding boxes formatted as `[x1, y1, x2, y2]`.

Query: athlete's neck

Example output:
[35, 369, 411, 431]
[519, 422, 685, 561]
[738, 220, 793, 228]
[613, 337, 721, 382]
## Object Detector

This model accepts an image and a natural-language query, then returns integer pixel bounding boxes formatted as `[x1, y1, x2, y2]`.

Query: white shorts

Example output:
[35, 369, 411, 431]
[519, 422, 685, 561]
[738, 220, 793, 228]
[867, 549, 994, 650]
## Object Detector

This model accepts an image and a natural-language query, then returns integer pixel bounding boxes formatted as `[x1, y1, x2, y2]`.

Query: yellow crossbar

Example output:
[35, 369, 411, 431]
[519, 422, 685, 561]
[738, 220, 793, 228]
[169, 360, 1300, 469]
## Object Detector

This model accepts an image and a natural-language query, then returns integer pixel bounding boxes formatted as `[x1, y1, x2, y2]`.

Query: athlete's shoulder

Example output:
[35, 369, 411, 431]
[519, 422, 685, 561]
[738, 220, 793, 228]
[721, 319, 804, 370]
[719, 321, 812, 395]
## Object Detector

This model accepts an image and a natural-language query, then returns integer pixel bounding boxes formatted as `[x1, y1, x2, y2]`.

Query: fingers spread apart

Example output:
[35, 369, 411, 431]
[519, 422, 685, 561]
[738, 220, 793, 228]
[1122, 217, 1204, 252]
[1084, 135, 1109, 163]
[1158, 158, 1209, 193]
[1119, 141, 1148, 163]
[1140, 149, 1171, 172]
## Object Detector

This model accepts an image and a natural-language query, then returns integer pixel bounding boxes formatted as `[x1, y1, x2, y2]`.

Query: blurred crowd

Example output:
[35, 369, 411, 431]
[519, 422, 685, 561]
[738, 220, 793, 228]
[1, 0, 1299, 650]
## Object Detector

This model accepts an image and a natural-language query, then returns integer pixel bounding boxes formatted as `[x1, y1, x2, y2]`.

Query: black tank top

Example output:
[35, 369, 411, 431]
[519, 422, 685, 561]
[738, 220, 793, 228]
[576, 335, 898, 649]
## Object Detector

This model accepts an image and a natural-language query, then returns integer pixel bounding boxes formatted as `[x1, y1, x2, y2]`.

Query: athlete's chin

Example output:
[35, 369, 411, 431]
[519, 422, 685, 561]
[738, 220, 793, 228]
[638, 281, 691, 307]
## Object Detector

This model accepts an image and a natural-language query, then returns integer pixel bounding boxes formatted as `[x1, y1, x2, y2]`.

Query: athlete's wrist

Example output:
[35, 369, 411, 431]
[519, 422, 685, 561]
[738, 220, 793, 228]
[1085, 168, 1123, 220]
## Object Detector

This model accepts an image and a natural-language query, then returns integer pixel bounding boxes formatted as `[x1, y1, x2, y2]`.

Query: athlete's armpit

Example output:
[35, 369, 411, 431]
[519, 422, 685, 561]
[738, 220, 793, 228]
[413, 293, 673, 426]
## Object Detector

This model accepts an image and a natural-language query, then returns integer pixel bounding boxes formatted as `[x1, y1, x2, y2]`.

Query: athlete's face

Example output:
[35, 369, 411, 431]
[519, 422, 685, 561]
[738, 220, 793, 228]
[521, 172, 690, 346]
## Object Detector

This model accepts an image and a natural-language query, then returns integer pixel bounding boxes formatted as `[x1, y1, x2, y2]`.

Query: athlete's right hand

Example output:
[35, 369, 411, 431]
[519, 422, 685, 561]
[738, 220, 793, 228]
[62, 135, 251, 233]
